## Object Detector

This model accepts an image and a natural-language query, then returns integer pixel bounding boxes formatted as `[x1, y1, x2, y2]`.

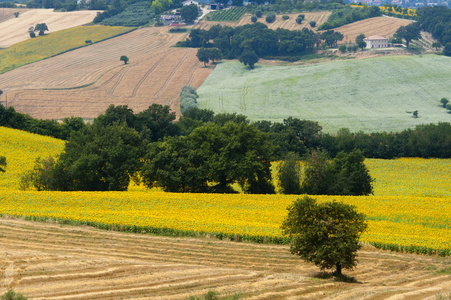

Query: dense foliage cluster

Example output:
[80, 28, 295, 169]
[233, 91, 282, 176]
[282, 196, 368, 275]
[179, 23, 344, 60]
[319, 5, 382, 30]
[417, 6, 451, 56]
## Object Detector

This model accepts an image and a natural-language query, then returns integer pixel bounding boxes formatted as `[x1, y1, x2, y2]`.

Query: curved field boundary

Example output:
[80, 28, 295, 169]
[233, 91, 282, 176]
[0, 8, 100, 48]
[0, 27, 214, 119]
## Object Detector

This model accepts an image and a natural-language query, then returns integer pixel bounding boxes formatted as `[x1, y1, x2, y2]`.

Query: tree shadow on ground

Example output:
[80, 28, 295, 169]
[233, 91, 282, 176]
[312, 271, 360, 283]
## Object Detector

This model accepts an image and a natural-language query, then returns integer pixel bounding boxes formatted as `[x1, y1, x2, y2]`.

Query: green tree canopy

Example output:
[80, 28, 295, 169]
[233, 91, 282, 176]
[180, 4, 199, 23]
[142, 121, 275, 194]
[196, 47, 210, 66]
[277, 152, 302, 194]
[239, 49, 258, 68]
[34, 23, 48, 35]
[120, 55, 129, 64]
[281, 196, 368, 276]
[394, 22, 421, 48]
[301, 149, 373, 196]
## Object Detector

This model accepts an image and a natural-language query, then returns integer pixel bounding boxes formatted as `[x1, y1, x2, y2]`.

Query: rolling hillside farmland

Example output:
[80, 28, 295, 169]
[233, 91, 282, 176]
[335, 16, 412, 44]
[0, 8, 100, 48]
[0, 27, 213, 119]
[197, 55, 451, 133]
[196, 11, 331, 31]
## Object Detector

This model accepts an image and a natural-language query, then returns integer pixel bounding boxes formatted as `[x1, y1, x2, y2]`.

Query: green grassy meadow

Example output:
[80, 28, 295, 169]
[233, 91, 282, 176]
[197, 55, 451, 133]
[0, 25, 134, 74]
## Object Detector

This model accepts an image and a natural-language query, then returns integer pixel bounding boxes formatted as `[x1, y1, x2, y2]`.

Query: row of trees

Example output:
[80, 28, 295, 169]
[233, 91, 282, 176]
[2, 101, 449, 160]
[181, 23, 344, 63]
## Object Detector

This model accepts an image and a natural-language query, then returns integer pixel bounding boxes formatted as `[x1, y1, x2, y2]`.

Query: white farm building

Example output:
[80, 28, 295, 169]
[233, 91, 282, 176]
[364, 36, 389, 48]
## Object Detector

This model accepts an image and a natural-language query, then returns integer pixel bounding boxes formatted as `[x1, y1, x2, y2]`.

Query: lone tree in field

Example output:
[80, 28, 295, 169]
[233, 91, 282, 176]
[0, 156, 6, 173]
[281, 196, 368, 276]
[35, 23, 48, 36]
[440, 97, 449, 108]
[239, 49, 258, 69]
[120, 55, 129, 64]
[446, 103, 451, 113]
[14, 12, 19, 18]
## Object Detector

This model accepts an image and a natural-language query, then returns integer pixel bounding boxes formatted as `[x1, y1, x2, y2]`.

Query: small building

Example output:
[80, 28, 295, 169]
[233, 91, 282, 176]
[364, 35, 389, 48]
[182, 0, 199, 5]
[208, 3, 226, 10]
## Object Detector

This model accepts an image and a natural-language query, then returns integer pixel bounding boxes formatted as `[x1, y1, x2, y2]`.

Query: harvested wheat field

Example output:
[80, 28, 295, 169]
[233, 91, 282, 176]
[335, 16, 412, 44]
[0, 8, 100, 48]
[0, 26, 212, 119]
[1, 217, 451, 299]
[196, 11, 331, 31]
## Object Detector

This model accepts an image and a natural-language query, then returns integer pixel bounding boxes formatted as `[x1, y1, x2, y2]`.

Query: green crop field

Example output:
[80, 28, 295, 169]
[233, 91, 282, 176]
[205, 7, 246, 21]
[197, 55, 451, 133]
[0, 25, 134, 74]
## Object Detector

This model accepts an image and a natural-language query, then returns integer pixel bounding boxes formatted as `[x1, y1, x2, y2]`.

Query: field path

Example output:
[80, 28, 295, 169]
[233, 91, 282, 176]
[0, 27, 212, 119]
[0, 8, 100, 48]
[1, 217, 451, 299]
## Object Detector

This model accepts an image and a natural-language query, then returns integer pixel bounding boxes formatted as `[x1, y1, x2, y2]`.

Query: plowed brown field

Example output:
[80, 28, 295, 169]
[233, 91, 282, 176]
[0, 8, 100, 48]
[0, 27, 212, 119]
[196, 11, 331, 31]
[1, 217, 451, 299]
[335, 16, 412, 44]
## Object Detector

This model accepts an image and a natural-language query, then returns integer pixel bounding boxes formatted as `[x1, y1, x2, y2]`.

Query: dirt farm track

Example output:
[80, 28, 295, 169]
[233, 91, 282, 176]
[0, 27, 212, 119]
[1, 217, 451, 299]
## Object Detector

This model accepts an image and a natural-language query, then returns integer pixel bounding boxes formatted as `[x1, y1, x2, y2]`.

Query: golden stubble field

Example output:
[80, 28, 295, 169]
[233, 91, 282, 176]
[0, 26, 212, 119]
[1, 217, 451, 299]
[335, 16, 412, 44]
[0, 8, 100, 48]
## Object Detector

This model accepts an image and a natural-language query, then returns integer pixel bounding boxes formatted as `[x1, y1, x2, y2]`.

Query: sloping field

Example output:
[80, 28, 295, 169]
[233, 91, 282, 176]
[0, 127, 64, 190]
[0, 8, 100, 48]
[197, 55, 451, 133]
[0, 8, 30, 25]
[0, 25, 134, 74]
[196, 11, 331, 31]
[0, 27, 212, 119]
[1, 217, 451, 299]
[335, 16, 412, 45]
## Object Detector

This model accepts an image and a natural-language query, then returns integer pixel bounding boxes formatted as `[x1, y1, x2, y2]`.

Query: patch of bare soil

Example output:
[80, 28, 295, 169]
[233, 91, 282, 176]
[0, 26, 212, 119]
[1, 217, 451, 299]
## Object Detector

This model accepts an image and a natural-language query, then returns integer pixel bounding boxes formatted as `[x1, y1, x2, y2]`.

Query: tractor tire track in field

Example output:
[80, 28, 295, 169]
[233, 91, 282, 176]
[239, 85, 248, 112]
[1, 217, 451, 299]
[187, 61, 201, 86]
[131, 50, 175, 98]
[154, 52, 190, 99]
[109, 68, 129, 96]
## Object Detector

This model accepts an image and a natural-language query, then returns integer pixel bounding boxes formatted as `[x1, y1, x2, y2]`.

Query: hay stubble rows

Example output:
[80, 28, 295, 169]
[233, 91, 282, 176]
[0, 27, 212, 119]
[1, 217, 451, 299]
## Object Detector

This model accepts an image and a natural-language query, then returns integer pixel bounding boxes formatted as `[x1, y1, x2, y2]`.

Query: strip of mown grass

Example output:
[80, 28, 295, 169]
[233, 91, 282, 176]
[0, 25, 135, 74]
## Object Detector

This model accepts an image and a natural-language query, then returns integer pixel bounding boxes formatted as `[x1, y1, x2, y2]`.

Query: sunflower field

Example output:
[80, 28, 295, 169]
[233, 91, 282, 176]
[1, 126, 450, 255]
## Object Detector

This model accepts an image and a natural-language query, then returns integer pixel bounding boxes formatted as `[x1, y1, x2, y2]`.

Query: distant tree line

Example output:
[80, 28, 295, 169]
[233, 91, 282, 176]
[178, 23, 344, 62]
[416, 6, 451, 56]
[2, 103, 449, 160]
[245, 0, 345, 14]
[318, 5, 382, 30]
